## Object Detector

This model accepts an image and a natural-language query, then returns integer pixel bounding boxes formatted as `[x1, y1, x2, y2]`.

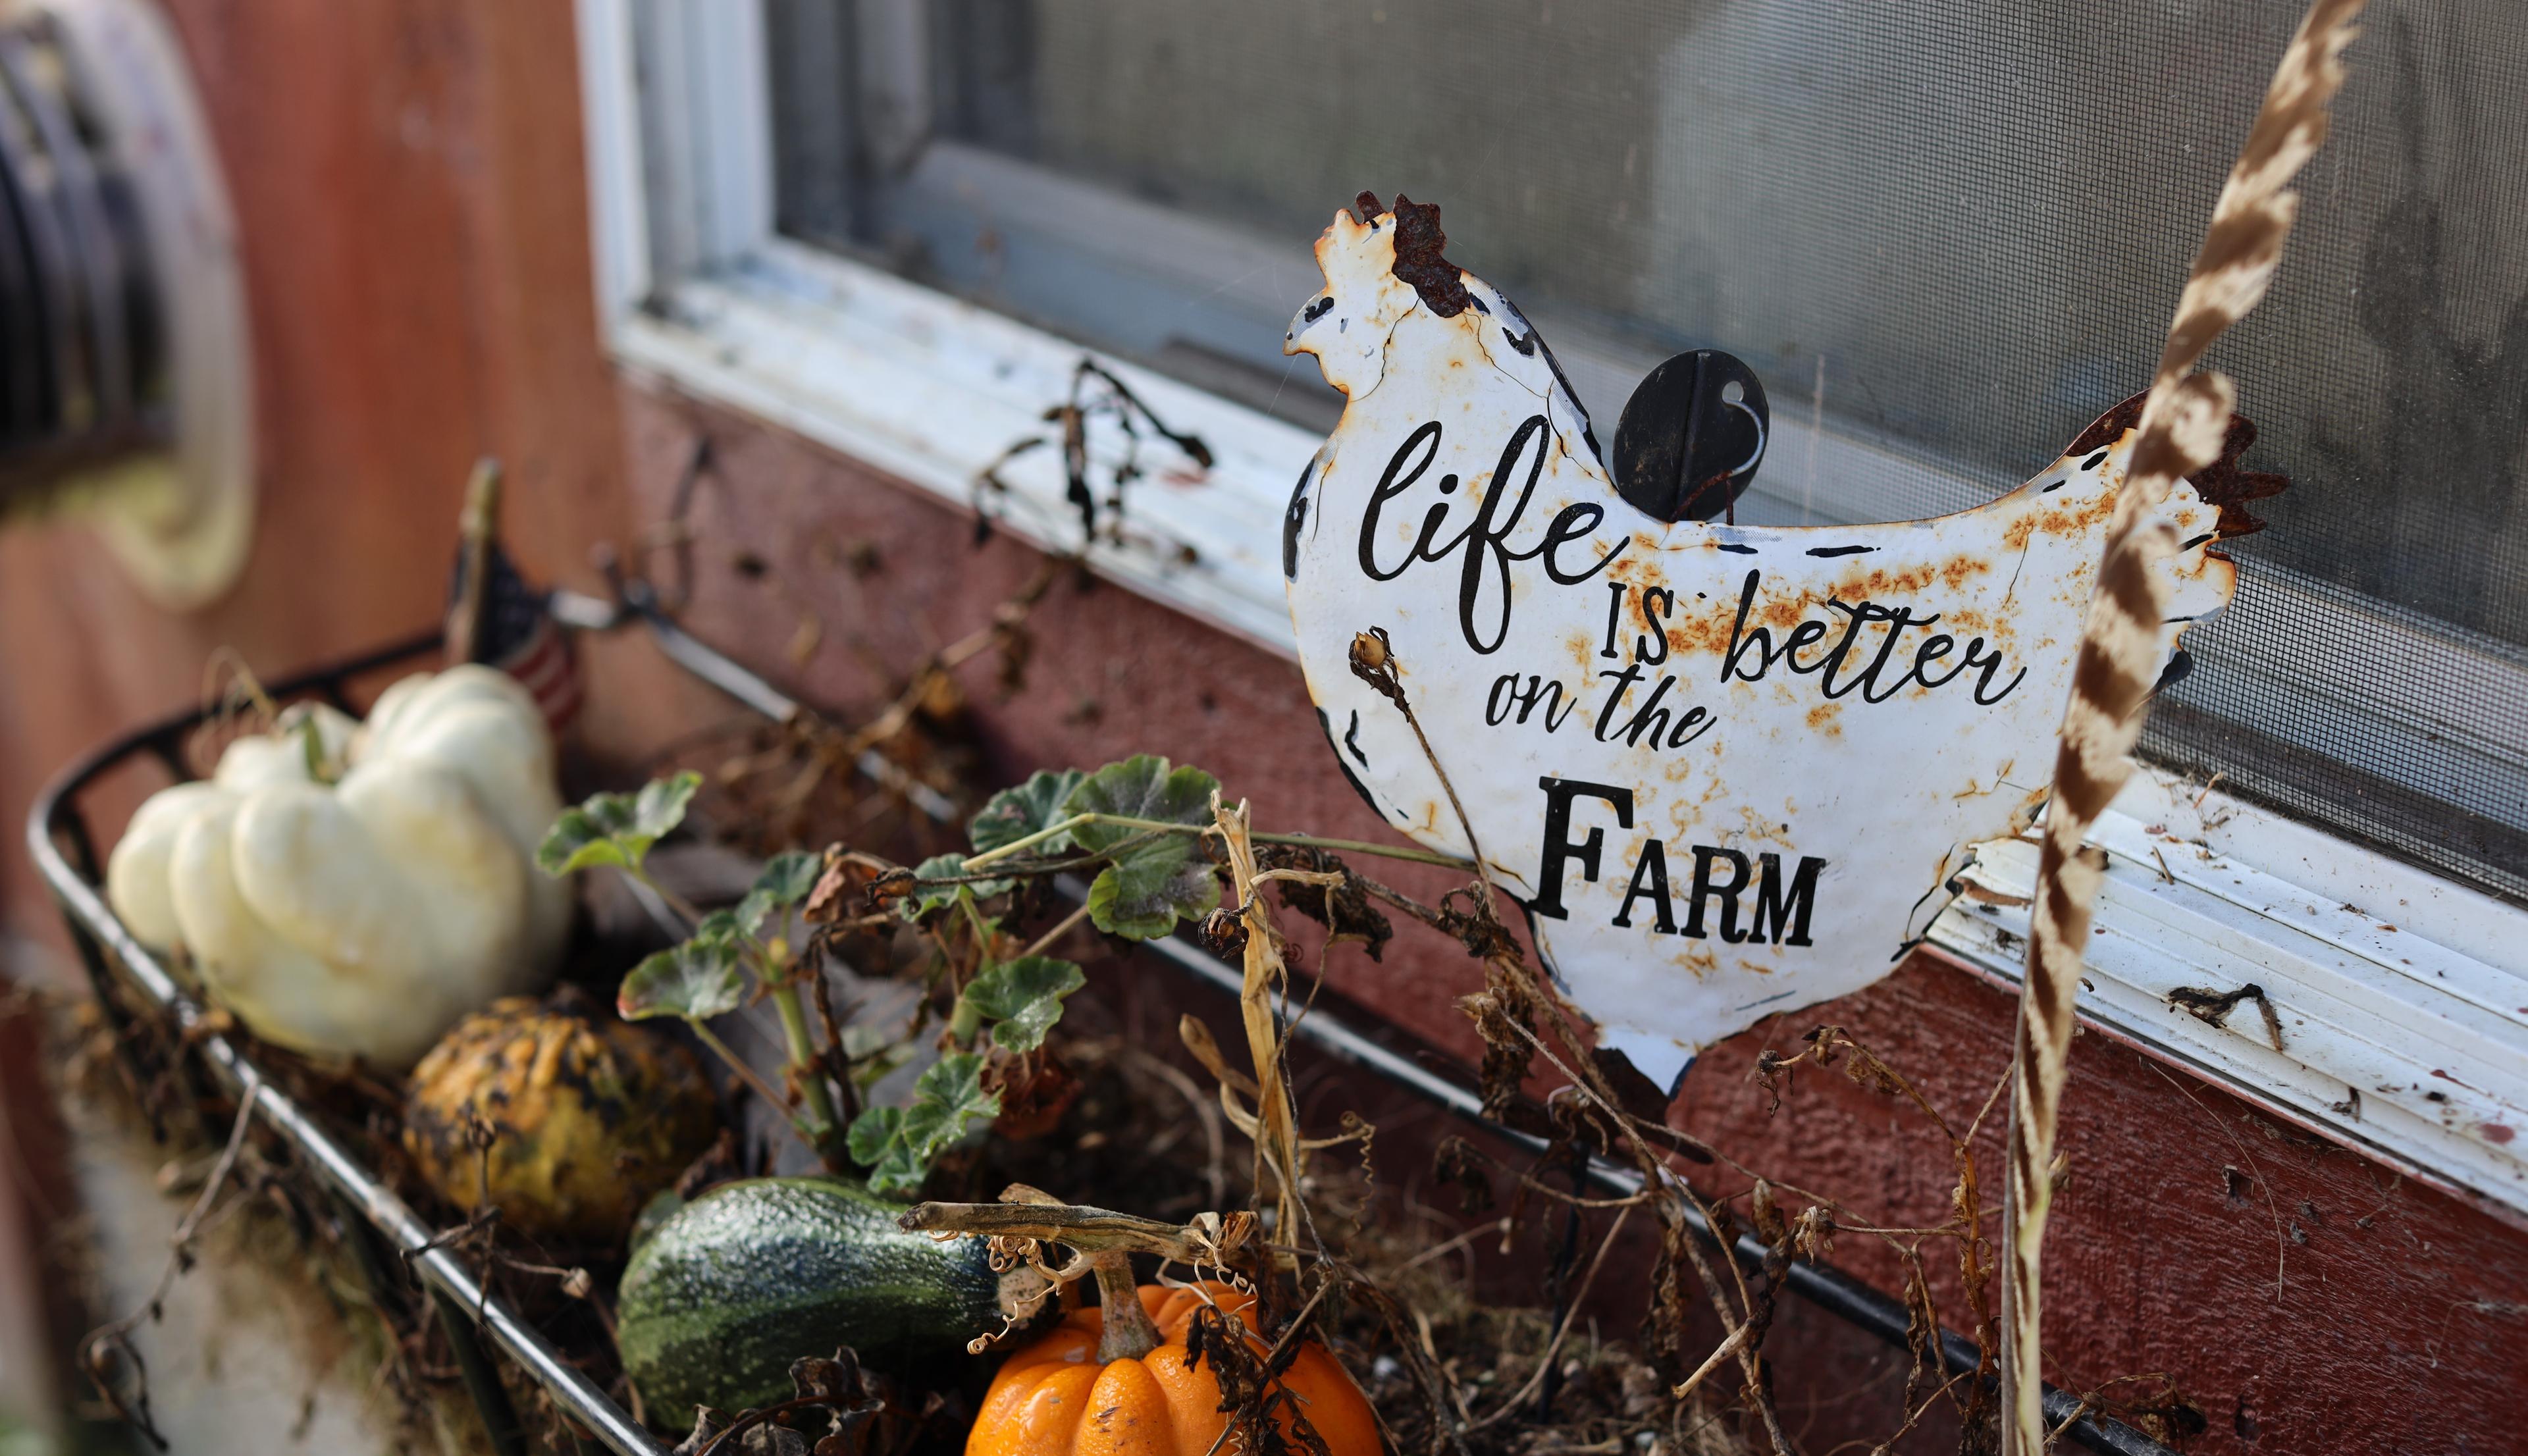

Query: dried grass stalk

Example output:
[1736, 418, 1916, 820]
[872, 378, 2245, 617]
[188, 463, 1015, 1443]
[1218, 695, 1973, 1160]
[2001, 4, 2367, 1451]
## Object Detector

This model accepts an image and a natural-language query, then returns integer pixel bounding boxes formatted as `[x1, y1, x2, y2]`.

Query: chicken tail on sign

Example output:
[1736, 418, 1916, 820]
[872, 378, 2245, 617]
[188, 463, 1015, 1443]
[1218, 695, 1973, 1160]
[1280, 192, 2280, 1091]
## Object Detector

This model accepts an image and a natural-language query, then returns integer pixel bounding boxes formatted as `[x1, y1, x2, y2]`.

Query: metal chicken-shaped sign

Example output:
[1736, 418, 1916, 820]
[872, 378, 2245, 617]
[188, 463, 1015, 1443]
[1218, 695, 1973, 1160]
[1282, 194, 2269, 1088]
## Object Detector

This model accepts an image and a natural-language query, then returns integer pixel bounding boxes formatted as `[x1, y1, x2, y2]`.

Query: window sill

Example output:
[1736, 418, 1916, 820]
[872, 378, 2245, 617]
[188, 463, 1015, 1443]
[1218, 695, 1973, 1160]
[616, 244, 1309, 656]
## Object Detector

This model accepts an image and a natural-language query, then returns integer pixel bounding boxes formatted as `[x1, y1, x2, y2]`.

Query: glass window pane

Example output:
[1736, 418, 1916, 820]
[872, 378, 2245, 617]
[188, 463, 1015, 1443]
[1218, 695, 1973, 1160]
[770, 0, 2528, 903]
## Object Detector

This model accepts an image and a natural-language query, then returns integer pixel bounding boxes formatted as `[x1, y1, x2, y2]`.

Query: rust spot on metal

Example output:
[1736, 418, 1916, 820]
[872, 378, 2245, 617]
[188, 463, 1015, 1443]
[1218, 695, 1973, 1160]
[1362, 192, 1474, 319]
[1735, 806, 1795, 845]
[1664, 598, 1739, 657]
[2065, 392, 2148, 457]
[1828, 557, 1990, 604]
[2002, 486, 2117, 554]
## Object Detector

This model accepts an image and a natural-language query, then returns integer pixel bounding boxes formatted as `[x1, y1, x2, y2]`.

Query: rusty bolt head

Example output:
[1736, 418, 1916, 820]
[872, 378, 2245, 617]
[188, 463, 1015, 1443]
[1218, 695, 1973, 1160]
[1347, 626, 1409, 711]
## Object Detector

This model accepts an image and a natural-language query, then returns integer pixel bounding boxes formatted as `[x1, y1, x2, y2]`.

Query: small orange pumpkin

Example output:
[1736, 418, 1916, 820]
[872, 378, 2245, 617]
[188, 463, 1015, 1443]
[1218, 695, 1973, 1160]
[969, 1278, 1379, 1456]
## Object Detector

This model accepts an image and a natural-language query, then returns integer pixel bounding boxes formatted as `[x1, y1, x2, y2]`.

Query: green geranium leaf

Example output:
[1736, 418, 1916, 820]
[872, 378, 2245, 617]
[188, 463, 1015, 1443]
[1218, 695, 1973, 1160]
[618, 935, 743, 1022]
[752, 850, 822, 906]
[634, 772, 702, 835]
[1086, 839, 1221, 940]
[850, 1053, 1001, 1195]
[962, 956, 1086, 1054]
[845, 1105, 903, 1165]
[911, 1053, 1001, 1139]
[693, 908, 743, 945]
[969, 769, 1088, 857]
[868, 1139, 929, 1197]
[735, 850, 822, 933]
[537, 770, 702, 875]
[898, 852, 1011, 923]
[537, 806, 629, 875]
[1063, 756, 1223, 940]
[1065, 756, 1219, 853]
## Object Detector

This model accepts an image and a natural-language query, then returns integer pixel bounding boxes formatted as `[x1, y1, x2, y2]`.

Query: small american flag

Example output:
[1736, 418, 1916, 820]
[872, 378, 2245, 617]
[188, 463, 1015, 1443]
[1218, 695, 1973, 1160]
[446, 461, 581, 736]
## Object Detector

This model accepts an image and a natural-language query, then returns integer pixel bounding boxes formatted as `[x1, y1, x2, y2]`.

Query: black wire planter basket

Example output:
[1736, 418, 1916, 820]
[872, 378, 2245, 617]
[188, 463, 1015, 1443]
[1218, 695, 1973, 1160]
[28, 590, 2168, 1456]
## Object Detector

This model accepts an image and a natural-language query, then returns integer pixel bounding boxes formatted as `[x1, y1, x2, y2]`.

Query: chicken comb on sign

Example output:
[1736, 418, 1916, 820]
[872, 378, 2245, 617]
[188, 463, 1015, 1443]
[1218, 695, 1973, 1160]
[1280, 194, 2272, 1089]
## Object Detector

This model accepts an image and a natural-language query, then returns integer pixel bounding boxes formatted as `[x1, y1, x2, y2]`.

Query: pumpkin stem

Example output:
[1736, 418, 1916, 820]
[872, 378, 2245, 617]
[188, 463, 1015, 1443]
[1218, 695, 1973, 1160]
[1090, 1251, 1163, 1363]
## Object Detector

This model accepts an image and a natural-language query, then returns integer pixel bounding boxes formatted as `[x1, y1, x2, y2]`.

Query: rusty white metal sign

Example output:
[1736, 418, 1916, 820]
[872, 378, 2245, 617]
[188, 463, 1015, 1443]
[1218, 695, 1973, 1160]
[1282, 198, 2242, 1086]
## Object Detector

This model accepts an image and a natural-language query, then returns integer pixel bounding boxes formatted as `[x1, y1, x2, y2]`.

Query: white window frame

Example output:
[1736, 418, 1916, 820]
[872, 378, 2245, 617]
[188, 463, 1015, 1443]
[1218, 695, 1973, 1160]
[575, 0, 2528, 1224]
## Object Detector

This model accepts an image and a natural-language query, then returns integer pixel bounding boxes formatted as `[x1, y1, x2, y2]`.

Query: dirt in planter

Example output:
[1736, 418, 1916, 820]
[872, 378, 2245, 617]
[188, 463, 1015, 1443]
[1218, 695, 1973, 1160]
[932, 1001, 1770, 1456]
[35, 557, 1995, 1456]
[41, 758, 1970, 1456]
[50, 949, 1776, 1456]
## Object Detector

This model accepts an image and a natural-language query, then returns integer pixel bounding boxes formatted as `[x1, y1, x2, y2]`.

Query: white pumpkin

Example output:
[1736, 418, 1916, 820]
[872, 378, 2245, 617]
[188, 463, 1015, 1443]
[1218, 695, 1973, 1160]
[105, 665, 570, 1068]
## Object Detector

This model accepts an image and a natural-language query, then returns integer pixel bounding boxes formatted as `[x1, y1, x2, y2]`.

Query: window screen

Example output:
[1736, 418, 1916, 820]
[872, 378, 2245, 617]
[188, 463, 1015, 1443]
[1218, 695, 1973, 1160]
[767, 0, 2528, 906]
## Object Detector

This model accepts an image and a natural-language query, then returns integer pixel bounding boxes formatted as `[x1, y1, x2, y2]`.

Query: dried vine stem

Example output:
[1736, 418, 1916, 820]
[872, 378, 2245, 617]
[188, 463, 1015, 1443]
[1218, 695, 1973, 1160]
[843, 556, 1062, 762]
[1358, 622, 1795, 1455]
[1213, 796, 1311, 1262]
[957, 812, 1471, 875]
[1762, 1024, 2009, 1422]
[1346, 629, 1502, 917]
[1465, 1205, 1636, 1429]
[901, 1189, 1256, 1365]
[972, 355, 1215, 546]
[1471, 935, 1791, 1445]
[897, 1189, 1257, 1269]
[2002, 4, 2367, 1452]
[1670, 1324, 1751, 1403]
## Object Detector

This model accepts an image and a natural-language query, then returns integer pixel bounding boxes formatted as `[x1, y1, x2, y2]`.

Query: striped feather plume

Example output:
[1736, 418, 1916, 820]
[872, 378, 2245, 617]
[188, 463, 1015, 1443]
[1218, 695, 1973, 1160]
[2000, 2, 2367, 1451]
